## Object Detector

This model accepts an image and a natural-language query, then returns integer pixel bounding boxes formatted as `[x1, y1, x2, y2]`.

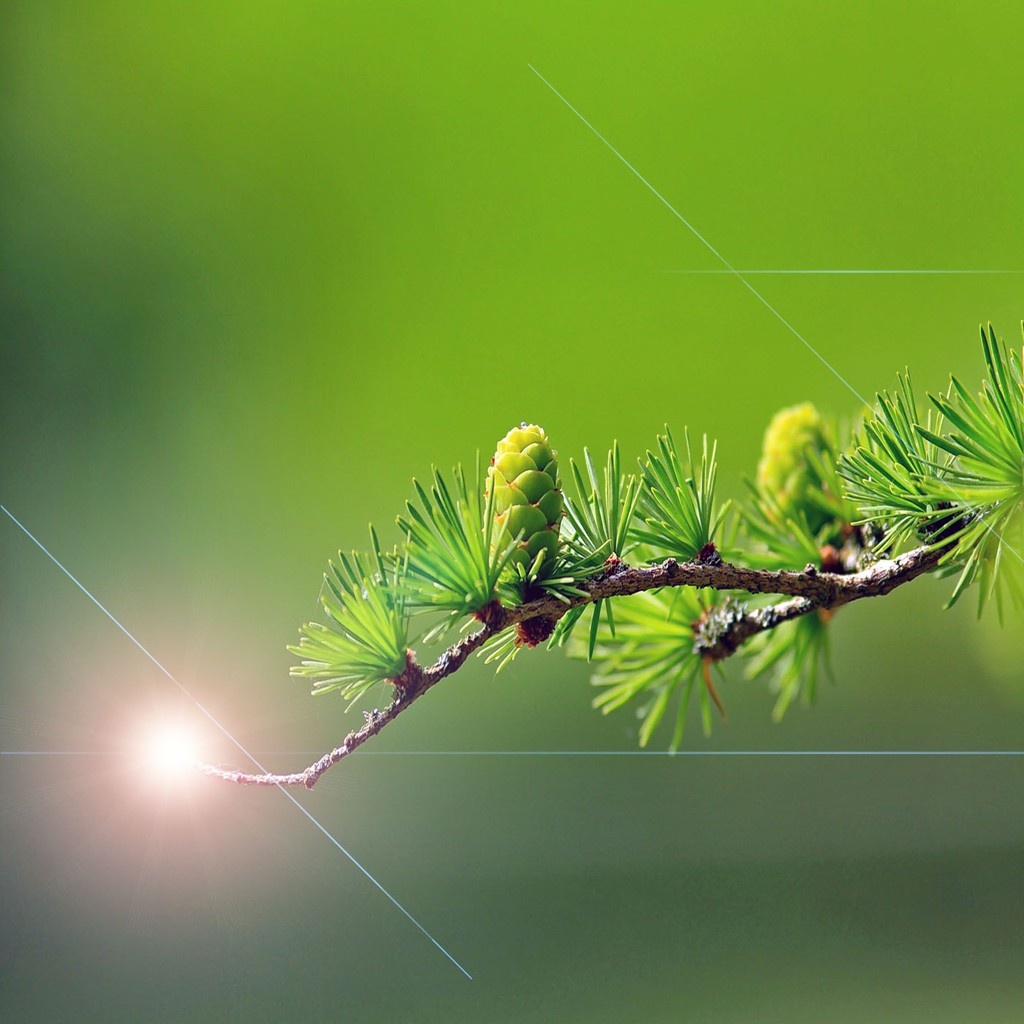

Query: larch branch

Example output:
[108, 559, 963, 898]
[198, 542, 946, 788]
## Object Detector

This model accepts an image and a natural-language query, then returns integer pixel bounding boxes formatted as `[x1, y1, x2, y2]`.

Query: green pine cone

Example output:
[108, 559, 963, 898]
[756, 402, 833, 534]
[487, 423, 563, 576]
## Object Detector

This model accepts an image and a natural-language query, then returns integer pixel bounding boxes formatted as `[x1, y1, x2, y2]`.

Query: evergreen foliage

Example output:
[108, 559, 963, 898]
[587, 587, 717, 750]
[288, 528, 408, 707]
[841, 325, 1024, 616]
[289, 326, 1023, 746]
[549, 442, 642, 658]
[396, 462, 516, 628]
[633, 428, 729, 561]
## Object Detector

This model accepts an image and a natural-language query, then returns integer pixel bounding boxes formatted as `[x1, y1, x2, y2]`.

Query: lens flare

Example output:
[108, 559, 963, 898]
[140, 724, 198, 785]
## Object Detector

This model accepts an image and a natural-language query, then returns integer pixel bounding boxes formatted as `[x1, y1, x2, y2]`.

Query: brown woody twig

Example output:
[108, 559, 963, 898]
[197, 543, 944, 789]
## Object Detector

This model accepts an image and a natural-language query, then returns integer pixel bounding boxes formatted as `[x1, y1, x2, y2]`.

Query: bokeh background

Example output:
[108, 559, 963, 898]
[2, 2, 1023, 1021]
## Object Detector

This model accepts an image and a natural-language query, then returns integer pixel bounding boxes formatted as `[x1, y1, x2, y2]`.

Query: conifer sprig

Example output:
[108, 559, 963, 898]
[839, 369, 955, 554]
[551, 442, 642, 656]
[584, 587, 716, 750]
[397, 462, 518, 627]
[744, 613, 833, 721]
[739, 485, 823, 571]
[841, 324, 1024, 614]
[562, 442, 641, 563]
[633, 428, 728, 561]
[288, 528, 409, 707]
[923, 326, 1024, 612]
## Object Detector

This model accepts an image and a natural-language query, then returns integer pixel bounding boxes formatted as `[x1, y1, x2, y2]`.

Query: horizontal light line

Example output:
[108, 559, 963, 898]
[7, 750, 1022, 758]
[362, 750, 1024, 756]
[1, 751, 119, 756]
[665, 269, 1024, 275]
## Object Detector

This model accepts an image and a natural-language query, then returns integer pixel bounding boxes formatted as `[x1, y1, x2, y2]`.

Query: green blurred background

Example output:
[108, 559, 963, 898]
[2, 2, 1023, 1020]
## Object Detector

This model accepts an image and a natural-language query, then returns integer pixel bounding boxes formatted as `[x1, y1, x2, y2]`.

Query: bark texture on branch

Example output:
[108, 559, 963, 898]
[198, 543, 945, 788]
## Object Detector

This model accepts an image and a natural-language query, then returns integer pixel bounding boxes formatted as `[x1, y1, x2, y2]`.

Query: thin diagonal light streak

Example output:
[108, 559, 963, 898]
[0, 503, 472, 981]
[528, 65, 1024, 574]
[527, 63, 870, 406]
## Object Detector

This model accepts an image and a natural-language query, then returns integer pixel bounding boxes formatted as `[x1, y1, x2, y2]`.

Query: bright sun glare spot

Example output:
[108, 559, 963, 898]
[141, 724, 198, 784]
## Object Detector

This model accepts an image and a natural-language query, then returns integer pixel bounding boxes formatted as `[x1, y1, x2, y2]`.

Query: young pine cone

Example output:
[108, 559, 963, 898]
[756, 402, 833, 534]
[486, 423, 563, 576]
